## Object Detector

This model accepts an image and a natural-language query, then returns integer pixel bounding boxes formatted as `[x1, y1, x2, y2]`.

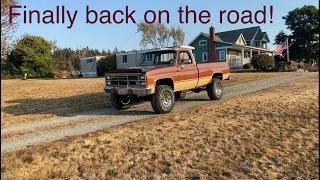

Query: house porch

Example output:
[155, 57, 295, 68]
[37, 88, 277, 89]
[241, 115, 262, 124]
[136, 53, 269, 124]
[216, 46, 273, 68]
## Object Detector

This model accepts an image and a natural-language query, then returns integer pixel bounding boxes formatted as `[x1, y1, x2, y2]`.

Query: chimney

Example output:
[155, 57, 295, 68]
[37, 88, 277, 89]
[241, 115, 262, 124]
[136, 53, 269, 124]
[209, 26, 217, 62]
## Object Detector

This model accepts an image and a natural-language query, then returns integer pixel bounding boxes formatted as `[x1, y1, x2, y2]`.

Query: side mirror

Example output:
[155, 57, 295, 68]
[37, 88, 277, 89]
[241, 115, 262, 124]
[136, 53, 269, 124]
[182, 59, 192, 64]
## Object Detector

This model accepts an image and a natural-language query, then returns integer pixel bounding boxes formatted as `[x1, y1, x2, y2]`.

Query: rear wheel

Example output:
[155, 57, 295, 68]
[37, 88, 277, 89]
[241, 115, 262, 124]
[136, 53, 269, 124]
[206, 78, 223, 100]
[111, 93, 132, 110]
[151, 85, 175, 114]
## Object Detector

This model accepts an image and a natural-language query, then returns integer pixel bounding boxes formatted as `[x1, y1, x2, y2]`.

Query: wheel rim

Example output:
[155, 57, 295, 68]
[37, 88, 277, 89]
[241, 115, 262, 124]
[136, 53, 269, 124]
[120, 96, 131, 105]
[161, 92, 172, 108]
[216, 82, 222, 96]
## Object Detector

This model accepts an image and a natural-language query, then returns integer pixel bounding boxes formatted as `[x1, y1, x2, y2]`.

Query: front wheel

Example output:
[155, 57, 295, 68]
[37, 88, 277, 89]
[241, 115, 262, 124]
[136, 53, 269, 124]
[151, 85, 175, 114]
[111, 93, 132, 110]
[206, 78, 223, 100]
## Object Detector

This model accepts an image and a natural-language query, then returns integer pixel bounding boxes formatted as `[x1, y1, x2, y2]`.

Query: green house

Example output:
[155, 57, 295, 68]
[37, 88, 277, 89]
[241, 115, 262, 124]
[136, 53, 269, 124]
[189, 26, 273, 68]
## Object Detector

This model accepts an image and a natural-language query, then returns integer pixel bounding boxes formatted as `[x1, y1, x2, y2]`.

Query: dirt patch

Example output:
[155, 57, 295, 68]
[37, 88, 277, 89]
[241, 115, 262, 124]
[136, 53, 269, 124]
[1, 75, 318, 179]
[1, 73, 292, 127]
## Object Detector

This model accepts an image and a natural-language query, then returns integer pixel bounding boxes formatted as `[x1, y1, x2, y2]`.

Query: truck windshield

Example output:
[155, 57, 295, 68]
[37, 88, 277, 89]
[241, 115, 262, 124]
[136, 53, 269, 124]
[137, 50, 177, 66]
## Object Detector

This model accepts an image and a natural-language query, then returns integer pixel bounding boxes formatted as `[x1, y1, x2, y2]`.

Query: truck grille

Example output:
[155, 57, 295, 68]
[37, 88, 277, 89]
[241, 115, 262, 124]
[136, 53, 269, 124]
[108, 74, 145, 86]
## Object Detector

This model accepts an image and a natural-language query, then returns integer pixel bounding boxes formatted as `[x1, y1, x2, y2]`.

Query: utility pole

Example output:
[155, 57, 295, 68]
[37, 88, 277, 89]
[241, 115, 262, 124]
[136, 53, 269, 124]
[286, 38, 289, 62]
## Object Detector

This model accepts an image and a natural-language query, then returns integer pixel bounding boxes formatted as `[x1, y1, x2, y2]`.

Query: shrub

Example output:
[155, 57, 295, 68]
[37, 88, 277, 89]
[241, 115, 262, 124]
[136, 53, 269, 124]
[243, 63, 253, 69]
[1, 70, 11, 80]
[250, 55, 275, 71]
[288, 61, 295, 66]
[7, 35, 54, 78]
[297, 63, 305, 69]
[42, 72, 55, 78]
[306, 64, 319, 72]
[96, 55, 117, 76]
[274, 62, 288, 72]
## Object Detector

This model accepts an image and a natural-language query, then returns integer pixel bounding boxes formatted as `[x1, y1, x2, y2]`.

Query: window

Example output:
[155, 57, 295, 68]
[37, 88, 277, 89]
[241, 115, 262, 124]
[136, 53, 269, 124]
[137, 50, 176, 66]
[202, 52, 208, 62]
[122, 55, 127, 64]
[199, 40, 207, 46]
[86, 59, 93, 63]
[219, 51, 225, 61]
[146, 54, 153, 61]
[255, 41, 260, 48]
[179, 51, 192, 64]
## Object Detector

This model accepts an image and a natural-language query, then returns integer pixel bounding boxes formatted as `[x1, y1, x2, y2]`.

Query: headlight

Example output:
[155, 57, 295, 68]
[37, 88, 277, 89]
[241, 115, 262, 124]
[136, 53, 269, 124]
[106, 76, 111, 80]
[107, 81, 111, 85]
[140, 82, 146, 86]
[140, 75, 145, 80]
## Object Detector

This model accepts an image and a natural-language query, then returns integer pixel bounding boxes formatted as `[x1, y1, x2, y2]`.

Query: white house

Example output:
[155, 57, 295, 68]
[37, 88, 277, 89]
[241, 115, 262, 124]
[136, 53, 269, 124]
[80, 56, 106, 77]
[116, 50, 149, 69]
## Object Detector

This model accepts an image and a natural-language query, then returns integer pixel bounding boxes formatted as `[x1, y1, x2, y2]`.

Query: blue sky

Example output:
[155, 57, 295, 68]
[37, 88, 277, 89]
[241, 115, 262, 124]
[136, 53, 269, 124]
[14, 0, 318, 51]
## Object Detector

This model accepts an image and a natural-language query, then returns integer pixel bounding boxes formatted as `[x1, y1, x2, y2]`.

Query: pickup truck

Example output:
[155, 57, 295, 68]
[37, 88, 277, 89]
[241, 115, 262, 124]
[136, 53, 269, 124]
[104, 46, 230, 114]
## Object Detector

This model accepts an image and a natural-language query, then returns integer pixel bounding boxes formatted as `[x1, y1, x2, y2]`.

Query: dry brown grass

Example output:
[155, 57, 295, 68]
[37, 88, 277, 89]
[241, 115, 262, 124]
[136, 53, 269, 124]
[1, 73, 291, 127]
[1, 75, 318, 179]
[1, 78, 109, 127]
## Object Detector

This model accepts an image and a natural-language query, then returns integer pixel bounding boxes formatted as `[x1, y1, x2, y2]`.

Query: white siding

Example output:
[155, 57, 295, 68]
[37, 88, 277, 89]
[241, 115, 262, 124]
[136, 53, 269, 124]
[117, 53, 143, 69]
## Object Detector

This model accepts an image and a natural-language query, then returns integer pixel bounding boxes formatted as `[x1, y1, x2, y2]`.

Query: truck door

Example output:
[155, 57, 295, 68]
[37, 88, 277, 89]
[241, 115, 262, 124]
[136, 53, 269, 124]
[175, 51, 198, 91]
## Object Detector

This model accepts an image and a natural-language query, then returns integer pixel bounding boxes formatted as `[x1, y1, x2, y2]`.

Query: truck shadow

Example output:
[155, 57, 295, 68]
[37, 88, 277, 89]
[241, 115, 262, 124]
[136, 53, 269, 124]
[2, 92, 110, 117]
[2, 92, 211, 120]
[2, 92, 164, 119]
[178, 98, 211, 102]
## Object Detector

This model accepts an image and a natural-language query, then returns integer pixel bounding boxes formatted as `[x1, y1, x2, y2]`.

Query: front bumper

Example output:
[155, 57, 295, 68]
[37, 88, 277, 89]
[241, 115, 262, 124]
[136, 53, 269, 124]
[104, 86, 152, 96]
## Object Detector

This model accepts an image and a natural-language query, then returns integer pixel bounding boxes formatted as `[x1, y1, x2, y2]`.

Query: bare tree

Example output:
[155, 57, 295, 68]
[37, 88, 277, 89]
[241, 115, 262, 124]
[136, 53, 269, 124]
[137, 21, 171, 49]
[170, 26, 185, 47]
[1, 0, 20, 60]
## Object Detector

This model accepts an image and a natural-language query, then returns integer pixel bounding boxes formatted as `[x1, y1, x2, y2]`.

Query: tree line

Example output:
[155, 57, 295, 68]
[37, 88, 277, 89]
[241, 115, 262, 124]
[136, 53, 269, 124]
[274, 5, 319, 64]
[1, 34, 121, 78]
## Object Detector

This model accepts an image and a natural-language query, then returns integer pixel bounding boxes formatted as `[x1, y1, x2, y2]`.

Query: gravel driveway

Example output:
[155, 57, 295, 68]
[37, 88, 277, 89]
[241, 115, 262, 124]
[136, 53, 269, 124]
[1, 73, 318, 155]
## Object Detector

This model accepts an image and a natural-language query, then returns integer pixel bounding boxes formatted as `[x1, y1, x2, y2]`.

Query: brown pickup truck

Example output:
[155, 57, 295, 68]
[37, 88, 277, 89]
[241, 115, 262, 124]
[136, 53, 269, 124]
[104, 46, 230, 114]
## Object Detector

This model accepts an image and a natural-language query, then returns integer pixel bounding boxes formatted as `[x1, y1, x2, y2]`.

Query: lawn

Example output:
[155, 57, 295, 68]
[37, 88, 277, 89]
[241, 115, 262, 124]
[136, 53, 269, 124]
[1, 72, 292, 127]
[1, 75, 318, 179]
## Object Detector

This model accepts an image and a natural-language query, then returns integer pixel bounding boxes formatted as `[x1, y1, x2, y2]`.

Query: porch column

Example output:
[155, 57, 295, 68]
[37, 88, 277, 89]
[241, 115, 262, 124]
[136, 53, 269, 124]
[241, 48, 244, 66]
[250, 49, 253, 58]
[258, 51, 260, 55]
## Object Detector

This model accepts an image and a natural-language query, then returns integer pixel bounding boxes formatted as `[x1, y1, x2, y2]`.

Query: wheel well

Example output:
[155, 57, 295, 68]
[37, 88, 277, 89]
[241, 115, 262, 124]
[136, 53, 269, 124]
[156, 78, 174, 90]
[212, 73, 223, 80]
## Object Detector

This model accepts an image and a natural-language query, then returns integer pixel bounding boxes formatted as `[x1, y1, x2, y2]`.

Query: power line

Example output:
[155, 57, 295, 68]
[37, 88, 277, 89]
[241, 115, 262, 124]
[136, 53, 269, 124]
[261, 21, 285, 30]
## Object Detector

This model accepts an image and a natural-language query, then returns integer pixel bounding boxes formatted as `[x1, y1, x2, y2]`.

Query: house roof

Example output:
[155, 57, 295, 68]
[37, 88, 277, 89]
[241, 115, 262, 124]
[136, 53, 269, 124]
[254, 32, 270, 42]
[80, 56, 106, 60]
[215, 31, 243, 43]
[216, 26, 260, 42]
[188, 26, 270, 45]
[202, 33, 223, 41]
[188, 32, 223, 45]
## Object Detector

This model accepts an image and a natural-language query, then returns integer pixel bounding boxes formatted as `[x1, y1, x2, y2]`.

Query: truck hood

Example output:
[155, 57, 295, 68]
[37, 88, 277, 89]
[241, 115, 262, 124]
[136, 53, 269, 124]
[108, 65, 169, 74]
